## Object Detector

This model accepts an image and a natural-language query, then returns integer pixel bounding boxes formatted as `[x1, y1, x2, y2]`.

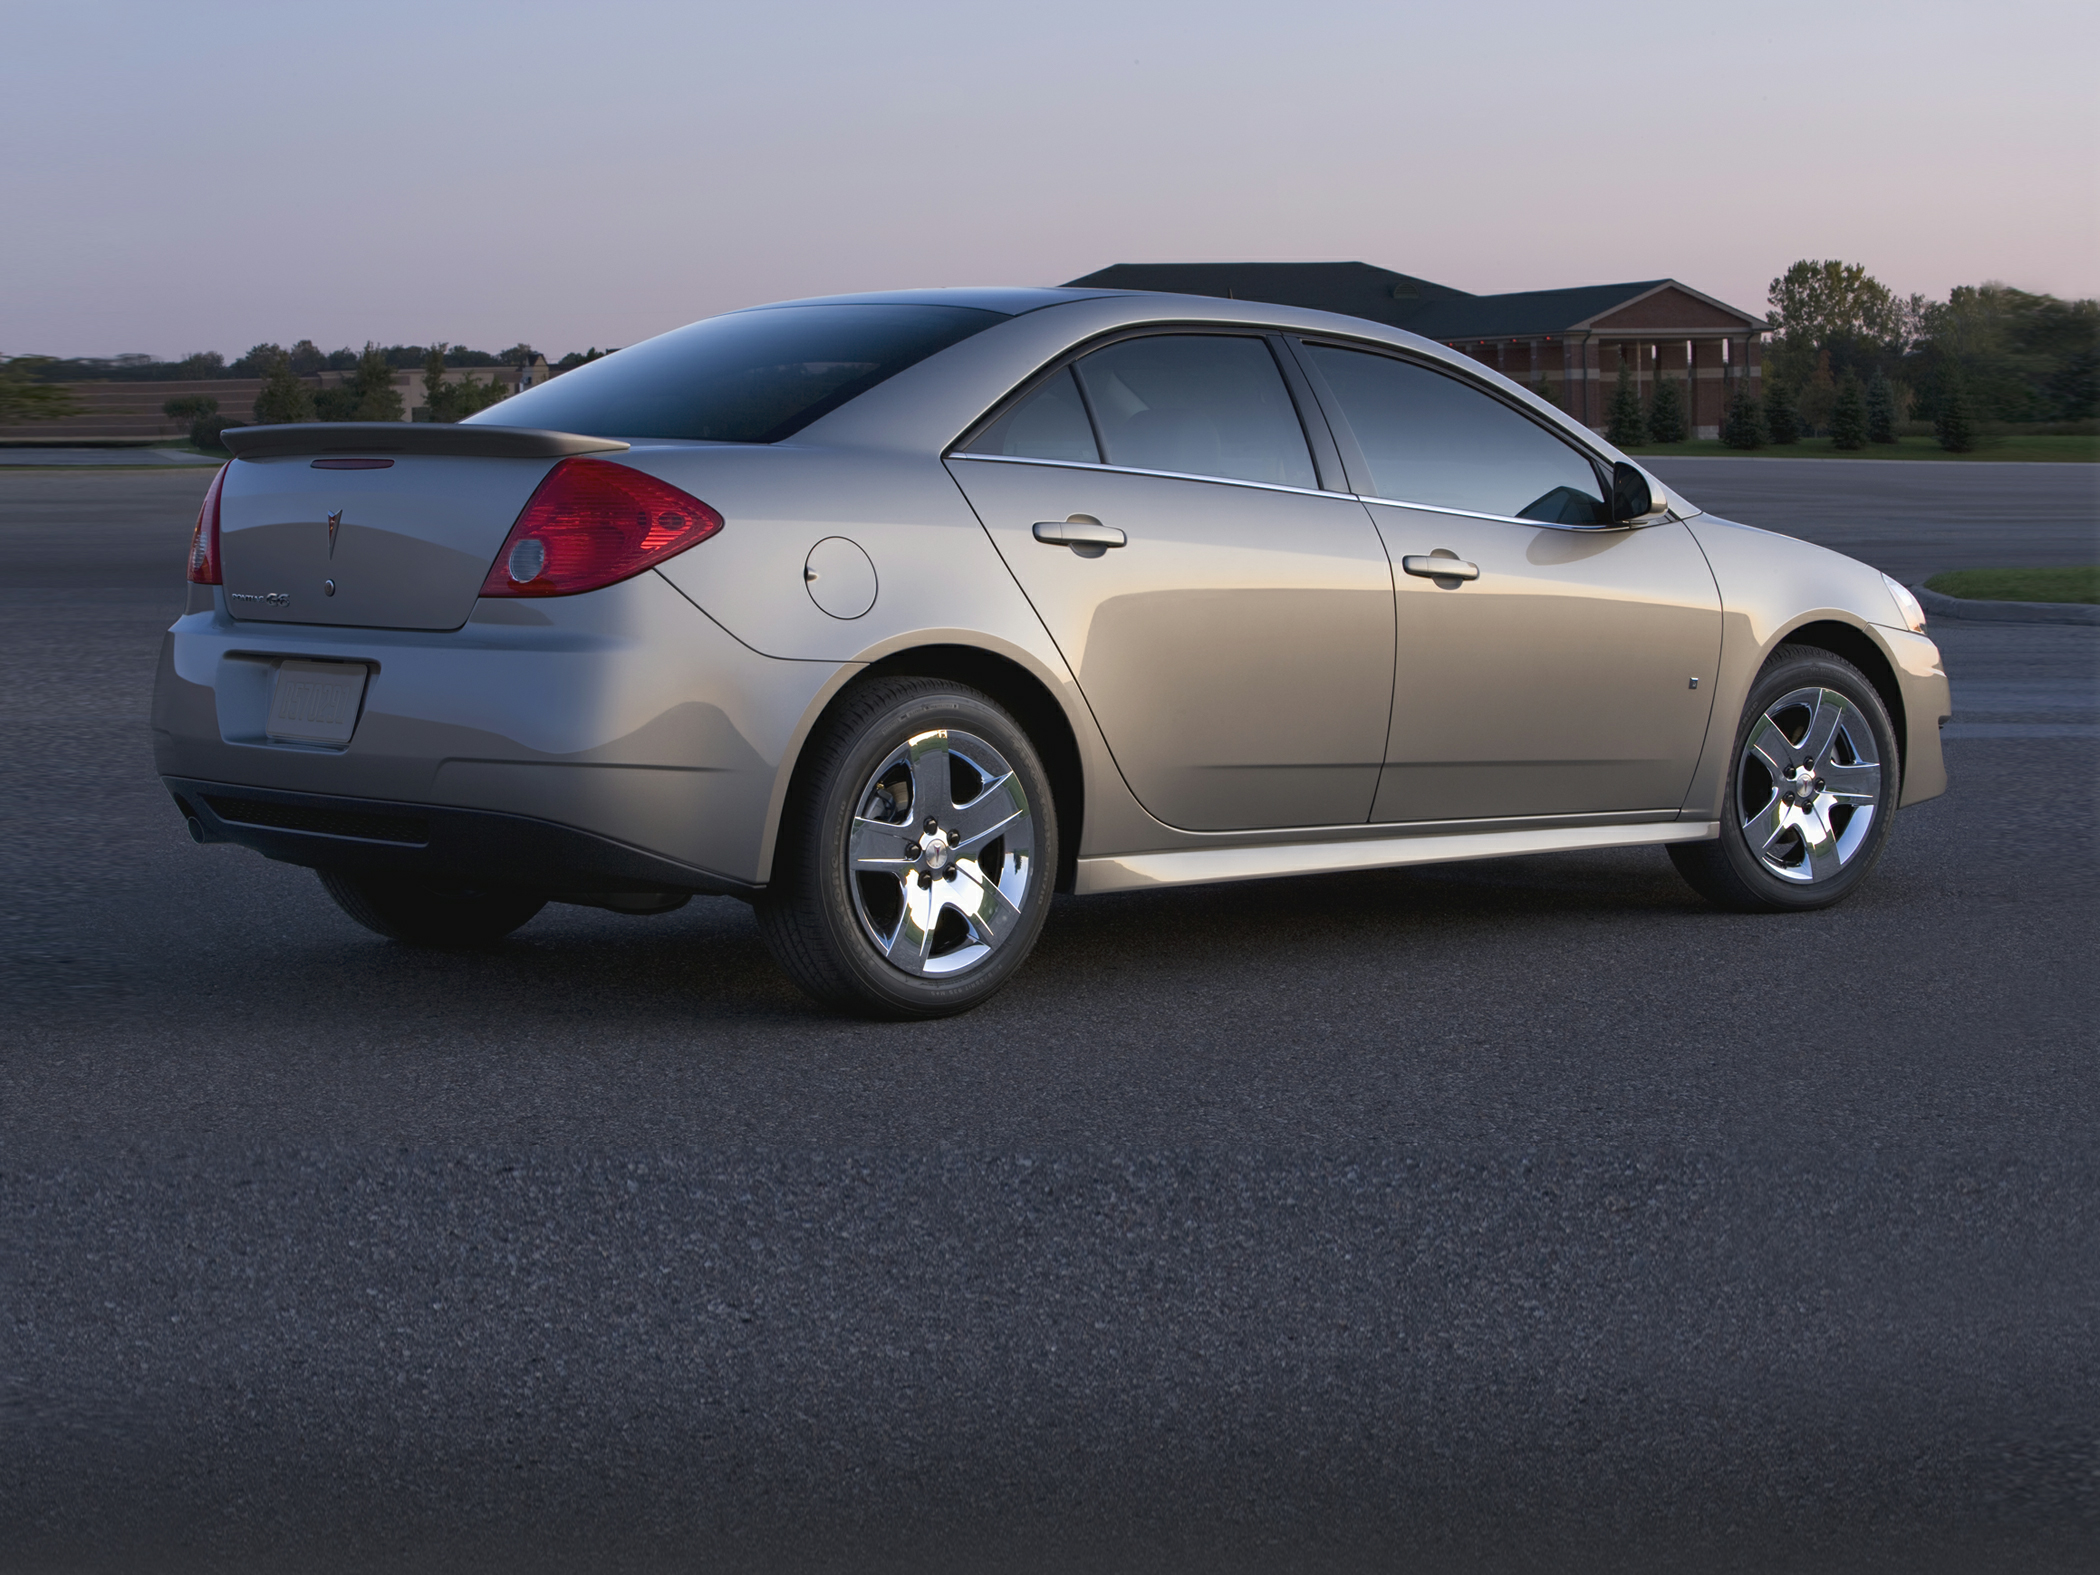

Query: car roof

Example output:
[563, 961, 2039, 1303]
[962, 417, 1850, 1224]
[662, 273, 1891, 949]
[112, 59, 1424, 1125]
[730, 286, 1127, 317]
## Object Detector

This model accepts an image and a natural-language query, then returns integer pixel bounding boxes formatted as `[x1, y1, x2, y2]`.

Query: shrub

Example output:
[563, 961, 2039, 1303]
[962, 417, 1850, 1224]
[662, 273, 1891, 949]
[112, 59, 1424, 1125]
[1830, 375, 1868, 450]
[191, 413, 238, 451]
[1646, 376, 1687, 444]
[1606, 363, 1646, 445]
[162, 394, 218, 422]
[1720, 385, 1766, 449]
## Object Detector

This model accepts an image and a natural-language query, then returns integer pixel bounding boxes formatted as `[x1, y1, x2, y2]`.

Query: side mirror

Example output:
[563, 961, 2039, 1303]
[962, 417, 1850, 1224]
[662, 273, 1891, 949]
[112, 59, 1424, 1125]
[1612, 461, 1660, 522]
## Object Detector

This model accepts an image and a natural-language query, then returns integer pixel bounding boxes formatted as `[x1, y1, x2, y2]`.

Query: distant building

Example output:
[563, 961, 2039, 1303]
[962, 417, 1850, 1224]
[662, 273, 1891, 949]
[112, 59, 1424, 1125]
[1065, 262, 1767, 441]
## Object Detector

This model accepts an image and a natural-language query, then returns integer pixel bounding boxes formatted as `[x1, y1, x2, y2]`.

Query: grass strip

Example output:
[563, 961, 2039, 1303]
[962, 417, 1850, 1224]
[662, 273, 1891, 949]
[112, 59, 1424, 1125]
[1924, 567, 2099, 605]
[1622, 434, 2100, 462]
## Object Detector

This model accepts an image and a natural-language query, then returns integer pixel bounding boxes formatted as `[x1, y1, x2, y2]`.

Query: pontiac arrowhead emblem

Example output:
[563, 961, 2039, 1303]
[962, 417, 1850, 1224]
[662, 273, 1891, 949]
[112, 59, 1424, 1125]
[326, 510, 343, 556]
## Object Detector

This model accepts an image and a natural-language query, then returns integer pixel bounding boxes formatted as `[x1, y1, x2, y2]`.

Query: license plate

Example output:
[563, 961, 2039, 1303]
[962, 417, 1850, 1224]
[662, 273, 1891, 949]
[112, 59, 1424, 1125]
[267, 660, 368, 745]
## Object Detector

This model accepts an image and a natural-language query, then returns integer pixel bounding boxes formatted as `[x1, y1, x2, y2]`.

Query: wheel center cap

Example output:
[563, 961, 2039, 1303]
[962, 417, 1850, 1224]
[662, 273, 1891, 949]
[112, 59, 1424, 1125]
[922, 833, 951, 871]
[1789, 765, 1817, 797]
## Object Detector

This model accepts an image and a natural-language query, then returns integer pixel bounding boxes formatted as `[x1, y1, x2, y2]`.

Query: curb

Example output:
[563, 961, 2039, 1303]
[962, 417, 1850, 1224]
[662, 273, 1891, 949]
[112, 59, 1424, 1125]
[1913, 584, 2100, 627]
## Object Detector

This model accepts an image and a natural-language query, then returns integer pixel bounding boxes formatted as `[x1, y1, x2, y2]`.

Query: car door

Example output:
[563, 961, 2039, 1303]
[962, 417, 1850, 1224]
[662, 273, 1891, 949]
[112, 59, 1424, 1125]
[946, 332, 1395, 832]
[1293, 339, 1723, 824]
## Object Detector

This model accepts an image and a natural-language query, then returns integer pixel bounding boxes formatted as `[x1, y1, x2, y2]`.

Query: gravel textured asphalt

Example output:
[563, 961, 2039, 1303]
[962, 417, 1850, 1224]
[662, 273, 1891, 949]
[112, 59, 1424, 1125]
[1, 466, 2096, 1573]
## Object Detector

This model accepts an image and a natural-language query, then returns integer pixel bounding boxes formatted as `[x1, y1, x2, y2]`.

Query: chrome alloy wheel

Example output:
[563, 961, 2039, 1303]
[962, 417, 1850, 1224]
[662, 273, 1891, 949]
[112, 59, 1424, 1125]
[846, 728, 1035, 976]
[1737, 686, 1883, 884]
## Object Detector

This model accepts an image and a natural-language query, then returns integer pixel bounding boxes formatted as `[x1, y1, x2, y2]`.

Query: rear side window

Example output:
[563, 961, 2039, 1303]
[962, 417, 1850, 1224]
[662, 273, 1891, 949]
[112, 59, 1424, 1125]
[963, 366, 1099, 463]
[1074, 335, 1317, 489]
[1305, 343, 1608, 524]
[476, 303, 1007, 443]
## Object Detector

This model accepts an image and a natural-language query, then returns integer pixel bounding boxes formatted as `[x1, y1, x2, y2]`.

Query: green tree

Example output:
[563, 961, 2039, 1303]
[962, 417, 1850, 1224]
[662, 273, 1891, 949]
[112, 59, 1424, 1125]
[350, 341, 404, 421]
[422, 343, 450, 418]
[420, 342, 510, 422]
[162, 394, 219, 422]
[177, 351, 226, 379]
[1646, 376, 1687, 444]
[1763, 378, 1801, 444]
[1829, 375, 1868, 449]
[1797, 351, 1837, 434]
[1865, 373, 1898, 443]
[1606, 362, 1646, 445]
[1766, 259, 1914, 391]
[251, 348, 316, 424]
[288, 339, 327, 375]
[0, 355, 80, 422]
[1935, 367, 1975, 452]
[1720, 384, 1766, 449]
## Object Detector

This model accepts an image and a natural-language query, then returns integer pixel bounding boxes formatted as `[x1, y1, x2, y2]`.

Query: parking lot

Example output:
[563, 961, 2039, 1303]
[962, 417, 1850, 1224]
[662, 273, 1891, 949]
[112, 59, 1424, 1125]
[2, 461, 2095, 1573]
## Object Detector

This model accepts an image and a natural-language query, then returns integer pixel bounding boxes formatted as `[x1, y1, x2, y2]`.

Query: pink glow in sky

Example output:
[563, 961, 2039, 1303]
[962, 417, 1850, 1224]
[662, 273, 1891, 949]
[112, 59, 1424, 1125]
[5, 0, 2095, 358]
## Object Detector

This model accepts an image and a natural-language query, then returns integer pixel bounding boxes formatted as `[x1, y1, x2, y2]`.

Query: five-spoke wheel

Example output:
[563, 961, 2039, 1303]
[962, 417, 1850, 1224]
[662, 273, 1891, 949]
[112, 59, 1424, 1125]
[1671, 645, 1899, 912]
[845, 727, 1037, 978]
[755, 678, 1057, 1018]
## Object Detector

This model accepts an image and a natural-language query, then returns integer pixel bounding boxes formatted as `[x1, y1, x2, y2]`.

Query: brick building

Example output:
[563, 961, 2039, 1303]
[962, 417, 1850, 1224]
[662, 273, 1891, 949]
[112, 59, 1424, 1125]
[1066, 262, 1767, 441]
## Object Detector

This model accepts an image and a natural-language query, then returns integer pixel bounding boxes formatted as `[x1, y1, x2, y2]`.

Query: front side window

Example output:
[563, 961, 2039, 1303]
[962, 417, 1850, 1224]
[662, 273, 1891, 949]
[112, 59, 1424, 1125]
[1304, 343, 1608, 524]
[1074, 335, 1318, 489]
[476, 303, 1007, 444]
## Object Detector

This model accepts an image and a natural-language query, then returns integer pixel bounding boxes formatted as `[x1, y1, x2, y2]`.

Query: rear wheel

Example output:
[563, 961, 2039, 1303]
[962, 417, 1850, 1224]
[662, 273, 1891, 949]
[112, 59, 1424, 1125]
[318, 869, 547, 947]
[1669, 645, 1899, 912]
[755, 678, 1056, 1018]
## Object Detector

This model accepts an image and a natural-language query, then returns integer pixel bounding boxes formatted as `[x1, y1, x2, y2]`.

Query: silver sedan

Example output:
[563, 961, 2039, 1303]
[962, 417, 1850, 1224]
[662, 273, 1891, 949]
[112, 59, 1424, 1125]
[153, 288, 1949, 1016]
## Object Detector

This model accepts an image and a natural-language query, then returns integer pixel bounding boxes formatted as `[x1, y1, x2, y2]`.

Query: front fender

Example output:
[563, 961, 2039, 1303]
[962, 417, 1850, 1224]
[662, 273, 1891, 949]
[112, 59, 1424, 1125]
[1683, 515, 1949, 818]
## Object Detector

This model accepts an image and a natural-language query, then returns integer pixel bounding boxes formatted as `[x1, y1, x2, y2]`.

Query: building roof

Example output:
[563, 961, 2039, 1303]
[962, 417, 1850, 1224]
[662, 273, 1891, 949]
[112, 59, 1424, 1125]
[1061, 262, 1763, 341]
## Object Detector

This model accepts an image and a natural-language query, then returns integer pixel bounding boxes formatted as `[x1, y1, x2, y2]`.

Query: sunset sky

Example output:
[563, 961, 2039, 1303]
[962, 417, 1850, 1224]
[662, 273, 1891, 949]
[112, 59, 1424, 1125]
[6, 0, 2095, 359]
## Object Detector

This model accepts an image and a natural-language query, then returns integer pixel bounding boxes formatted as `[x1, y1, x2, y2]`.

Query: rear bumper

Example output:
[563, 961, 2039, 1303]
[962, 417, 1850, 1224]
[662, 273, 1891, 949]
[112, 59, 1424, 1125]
[150, 571, 837, 885]
[165, 777, 756, 897]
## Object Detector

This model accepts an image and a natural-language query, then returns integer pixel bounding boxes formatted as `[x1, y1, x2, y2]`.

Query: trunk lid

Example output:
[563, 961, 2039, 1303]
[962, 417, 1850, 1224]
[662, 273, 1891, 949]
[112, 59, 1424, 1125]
[216, 424, 631, 631]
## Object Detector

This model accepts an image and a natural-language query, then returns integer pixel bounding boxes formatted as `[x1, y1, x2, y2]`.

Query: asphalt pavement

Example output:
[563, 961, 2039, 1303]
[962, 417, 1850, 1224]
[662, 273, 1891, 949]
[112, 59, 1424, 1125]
[2, 466, 2095, 1573]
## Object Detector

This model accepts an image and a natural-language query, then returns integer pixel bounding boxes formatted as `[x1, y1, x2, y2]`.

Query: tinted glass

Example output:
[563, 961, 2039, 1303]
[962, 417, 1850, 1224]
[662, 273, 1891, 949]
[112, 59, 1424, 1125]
[1306, 344, 1608, 524]
[474, 303, 1006, 443]
[962, 366, 1099, 463]
[1074, 335, 1317, 488]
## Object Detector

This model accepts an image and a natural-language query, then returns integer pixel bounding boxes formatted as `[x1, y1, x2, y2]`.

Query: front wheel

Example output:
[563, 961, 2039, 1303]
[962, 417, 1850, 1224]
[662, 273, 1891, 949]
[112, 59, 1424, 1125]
[1670, 644, 1900, 912]
[755, 678, 1057, 1018]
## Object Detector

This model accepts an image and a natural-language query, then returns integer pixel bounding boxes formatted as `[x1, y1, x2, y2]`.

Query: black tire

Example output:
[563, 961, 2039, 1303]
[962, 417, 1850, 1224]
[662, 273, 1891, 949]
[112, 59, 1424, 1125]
[318, 869, 547, 947]
[754, 677, 1057, 1019]
[1670, 644, 1901, 912]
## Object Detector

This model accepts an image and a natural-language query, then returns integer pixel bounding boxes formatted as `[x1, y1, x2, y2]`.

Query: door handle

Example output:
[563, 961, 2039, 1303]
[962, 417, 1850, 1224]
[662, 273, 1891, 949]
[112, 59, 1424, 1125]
[1401, 554, 1479, 582]
[1033, 520, 1126, 550]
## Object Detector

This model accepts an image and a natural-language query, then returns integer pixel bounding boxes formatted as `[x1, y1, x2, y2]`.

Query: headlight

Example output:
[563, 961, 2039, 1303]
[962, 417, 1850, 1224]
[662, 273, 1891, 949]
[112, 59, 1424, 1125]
[1881, 573, 1928, 634]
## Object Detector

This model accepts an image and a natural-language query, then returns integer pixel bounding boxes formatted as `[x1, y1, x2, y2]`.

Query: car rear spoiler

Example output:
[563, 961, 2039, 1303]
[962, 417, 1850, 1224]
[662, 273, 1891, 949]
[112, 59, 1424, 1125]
[221, 423, 630, 460]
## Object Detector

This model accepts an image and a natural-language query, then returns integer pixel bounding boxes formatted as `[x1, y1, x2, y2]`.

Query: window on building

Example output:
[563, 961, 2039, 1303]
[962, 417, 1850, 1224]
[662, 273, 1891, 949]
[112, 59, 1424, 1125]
[1305, 344, 1609, 525]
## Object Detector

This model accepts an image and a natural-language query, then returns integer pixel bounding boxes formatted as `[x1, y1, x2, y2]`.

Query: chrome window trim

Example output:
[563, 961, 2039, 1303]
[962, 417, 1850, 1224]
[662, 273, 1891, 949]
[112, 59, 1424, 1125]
[1350, 492, 1633, 531]
[945, 449, 1356, 501]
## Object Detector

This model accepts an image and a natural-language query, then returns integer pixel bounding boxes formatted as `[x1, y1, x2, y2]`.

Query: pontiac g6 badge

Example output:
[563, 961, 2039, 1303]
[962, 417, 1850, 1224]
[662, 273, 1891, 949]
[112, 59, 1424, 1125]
[327, 510, 343, 556]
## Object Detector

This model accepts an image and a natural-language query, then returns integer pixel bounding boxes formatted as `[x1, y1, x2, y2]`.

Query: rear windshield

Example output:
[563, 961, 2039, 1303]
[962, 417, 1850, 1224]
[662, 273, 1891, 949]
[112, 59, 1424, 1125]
[474, 303, 1007, 443]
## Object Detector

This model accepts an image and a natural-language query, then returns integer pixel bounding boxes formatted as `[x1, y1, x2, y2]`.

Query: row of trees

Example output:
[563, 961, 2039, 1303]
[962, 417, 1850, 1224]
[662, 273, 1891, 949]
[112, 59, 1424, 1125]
[20, 341, 609, 384]
[1605, 359, 1974, 450]
[1762, 259, 2095, 431]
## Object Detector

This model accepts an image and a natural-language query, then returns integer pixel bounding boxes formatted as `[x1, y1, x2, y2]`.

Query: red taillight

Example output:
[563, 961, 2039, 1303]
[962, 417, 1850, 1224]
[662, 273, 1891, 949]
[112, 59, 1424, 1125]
[481, 458, 724, 598]
[187, 463, 228, 585]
